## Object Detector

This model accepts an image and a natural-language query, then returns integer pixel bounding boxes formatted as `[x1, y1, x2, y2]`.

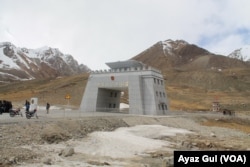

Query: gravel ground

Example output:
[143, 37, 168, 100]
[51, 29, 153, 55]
[0, 109, 250, 166]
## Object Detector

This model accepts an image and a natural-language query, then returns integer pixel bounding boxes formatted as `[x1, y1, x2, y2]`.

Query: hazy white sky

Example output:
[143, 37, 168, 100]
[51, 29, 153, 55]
[0, 0, 250, 69]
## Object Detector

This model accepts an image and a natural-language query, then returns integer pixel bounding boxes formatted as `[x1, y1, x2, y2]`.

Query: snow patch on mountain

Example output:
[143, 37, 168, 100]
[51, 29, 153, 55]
[0, 46, 20, 69]
[161, 40, 172, 52]
[161, 40, 174, 56]
[0, 42, 89, 82]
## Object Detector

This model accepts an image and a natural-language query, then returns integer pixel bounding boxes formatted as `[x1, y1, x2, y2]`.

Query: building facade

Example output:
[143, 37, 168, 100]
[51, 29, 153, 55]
[80, 60, 169, 115]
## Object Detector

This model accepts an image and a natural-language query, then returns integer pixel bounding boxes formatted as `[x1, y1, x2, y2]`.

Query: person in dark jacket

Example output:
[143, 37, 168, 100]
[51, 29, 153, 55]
[25, 100, 30, 112]
[46, 102, 50, 114]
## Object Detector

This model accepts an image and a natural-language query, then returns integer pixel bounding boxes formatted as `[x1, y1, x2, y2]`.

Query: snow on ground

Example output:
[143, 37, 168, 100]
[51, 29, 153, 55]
[20, 124, 192, 166]
[74, 125, 192, 158]
[120, 103, 129, 109]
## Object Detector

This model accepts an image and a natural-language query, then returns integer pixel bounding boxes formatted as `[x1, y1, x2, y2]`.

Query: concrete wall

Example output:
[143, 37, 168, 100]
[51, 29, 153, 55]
[80, 67, 168, 115]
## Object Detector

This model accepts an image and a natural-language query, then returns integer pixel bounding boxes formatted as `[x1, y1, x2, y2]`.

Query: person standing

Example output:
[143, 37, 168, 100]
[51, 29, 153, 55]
[46, 102, 50, 114]
[25, 100, 30, 112]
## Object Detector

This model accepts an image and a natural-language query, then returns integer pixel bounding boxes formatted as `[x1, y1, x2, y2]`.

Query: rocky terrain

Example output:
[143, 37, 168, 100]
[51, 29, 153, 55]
[132, 39, 249, 71]
[1, 39, 250, 111]
[132, 39, 250, 111]
[0, 42, 89, 82]
[0, 109, 249, 167]
[0, 39, 249, 166]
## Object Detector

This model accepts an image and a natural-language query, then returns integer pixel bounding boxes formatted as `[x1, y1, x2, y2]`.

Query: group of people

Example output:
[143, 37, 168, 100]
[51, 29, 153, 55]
[25, 100, 50, 114]
[0, 100, 12, 113]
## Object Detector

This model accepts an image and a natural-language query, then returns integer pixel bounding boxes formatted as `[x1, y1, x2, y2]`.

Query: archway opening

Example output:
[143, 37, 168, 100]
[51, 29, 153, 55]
[96, 87, 129, 113]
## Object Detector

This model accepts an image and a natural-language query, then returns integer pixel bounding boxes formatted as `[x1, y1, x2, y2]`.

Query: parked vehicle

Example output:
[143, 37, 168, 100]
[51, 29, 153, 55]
[9, 108, 23, 117]
[0, 100, 12, 114]
[25, 109, 38, 119]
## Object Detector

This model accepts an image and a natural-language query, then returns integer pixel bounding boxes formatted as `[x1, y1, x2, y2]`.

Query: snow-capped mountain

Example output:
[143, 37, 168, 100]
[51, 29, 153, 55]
[0, 42, 90, 82]
[132, 39, 249, 70]
[228, 45, 250, 62]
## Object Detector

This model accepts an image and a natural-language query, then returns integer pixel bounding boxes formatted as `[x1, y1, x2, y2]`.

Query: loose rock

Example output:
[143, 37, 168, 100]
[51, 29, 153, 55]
[60, 147, 74, 157]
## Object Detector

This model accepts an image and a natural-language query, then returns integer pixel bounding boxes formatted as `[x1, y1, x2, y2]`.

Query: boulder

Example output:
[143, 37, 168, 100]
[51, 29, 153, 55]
[162, 156, 174, 167]
[60, 147, 75, 157]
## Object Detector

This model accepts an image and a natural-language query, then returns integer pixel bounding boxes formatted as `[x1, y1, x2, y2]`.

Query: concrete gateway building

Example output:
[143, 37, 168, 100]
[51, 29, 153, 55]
[80, 60, 169, 115]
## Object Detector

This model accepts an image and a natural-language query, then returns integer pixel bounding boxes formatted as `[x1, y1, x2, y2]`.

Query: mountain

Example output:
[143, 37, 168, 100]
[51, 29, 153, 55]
[228, 45, 250, 62]
[0, 42, 90, 82]
[1, 39, 250, 111]
[132, 39, 249, 71]
[132, 39, 250, 111]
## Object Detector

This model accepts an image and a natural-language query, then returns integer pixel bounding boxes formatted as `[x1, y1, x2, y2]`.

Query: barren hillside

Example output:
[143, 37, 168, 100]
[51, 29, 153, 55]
[0, 73, 89, 108]
[132, 40, 250, 111]
[1, 40, 250, 112]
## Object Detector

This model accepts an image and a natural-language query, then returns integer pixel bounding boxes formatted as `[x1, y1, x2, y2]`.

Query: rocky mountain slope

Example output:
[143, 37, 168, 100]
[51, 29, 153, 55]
[132, 39, 250, 111]
[132, 39, 249, 71]
[0, 42, 90, 82]
[1, 39, 250, 111]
